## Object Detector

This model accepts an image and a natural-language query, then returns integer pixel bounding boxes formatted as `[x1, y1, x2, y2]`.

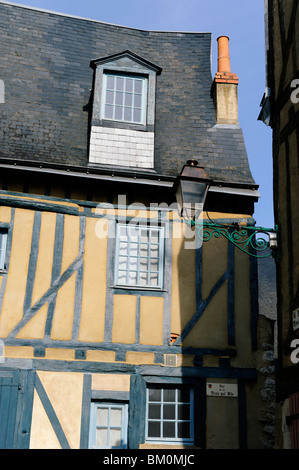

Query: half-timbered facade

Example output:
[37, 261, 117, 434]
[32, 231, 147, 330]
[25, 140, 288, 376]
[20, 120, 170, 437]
[0, 2, 270, 449]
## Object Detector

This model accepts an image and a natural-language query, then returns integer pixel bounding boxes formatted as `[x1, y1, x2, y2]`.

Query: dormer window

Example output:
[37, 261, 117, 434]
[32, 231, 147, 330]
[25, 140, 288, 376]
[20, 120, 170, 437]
[102, 73, 147, 125]
[89, 51, 162, 169]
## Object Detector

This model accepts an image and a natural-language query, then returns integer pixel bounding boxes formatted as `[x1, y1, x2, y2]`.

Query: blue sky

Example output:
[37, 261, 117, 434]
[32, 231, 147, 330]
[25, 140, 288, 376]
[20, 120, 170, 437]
[2, 0, 274, 228]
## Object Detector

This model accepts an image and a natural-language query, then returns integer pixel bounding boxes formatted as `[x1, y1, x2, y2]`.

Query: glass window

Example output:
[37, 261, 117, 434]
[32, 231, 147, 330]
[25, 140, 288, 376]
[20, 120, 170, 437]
[102, 73, 147, 124]
[146, 386, 194, 444]
[115, 224, 164, 289]
[0, 230, 8, 270]
[89, 403, 128, 449]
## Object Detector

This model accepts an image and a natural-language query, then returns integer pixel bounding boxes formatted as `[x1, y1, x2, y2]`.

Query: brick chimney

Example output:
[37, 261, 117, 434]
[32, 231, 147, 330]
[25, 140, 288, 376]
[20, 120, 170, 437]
[212, 36, 239, 125]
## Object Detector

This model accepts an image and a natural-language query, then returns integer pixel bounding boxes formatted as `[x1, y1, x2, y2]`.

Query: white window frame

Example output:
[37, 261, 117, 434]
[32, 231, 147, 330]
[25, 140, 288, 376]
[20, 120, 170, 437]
[88, 402, 128, 449]
[114, 224, 164, 289]
[101, 73, 148, 125]
[0, 230, 8, 271]
[145, 386, 194, 445]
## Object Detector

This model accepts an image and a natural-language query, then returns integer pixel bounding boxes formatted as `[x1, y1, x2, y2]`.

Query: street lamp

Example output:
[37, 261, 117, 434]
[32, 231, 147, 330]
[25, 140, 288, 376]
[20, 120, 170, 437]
[175, 160, 278, 259]
[175, 159, 211, 221]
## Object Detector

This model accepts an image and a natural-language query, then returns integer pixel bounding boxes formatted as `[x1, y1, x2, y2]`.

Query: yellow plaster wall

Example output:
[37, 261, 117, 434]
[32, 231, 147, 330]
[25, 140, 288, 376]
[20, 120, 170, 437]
[183, 281, 228, 348]
[201, 235, 228, 299]
[31, 212, 56, 306]
[139, 296, 164, 345]
[30, 371, 84, 449]
[170, 232, 196, 336]
[78, 218, 107, 342]
[0, 208, 34, 336]
[231, 246, 252, 367]
[51, 272, 76, 340]
[0, 206, 11, 223]
[30, 390, 62, 449]
[61, 214, 80, 272]
[112, 295, 136, 344]
[92, 373, 130, 391]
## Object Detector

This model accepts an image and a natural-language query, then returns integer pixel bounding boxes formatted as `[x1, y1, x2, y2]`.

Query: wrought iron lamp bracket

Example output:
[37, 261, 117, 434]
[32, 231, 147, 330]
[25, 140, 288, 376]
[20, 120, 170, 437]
[188, 220, 279, 259]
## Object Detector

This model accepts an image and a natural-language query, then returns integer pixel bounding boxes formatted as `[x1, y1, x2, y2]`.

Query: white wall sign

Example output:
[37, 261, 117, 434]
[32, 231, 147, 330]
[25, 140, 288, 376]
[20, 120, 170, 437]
[292, 309, 299, 331]
[206, 382, 238, 397]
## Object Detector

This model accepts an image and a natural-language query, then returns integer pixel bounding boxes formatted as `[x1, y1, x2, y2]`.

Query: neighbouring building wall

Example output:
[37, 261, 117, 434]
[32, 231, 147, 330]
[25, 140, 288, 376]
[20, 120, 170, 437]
[260, 0, 299, 449]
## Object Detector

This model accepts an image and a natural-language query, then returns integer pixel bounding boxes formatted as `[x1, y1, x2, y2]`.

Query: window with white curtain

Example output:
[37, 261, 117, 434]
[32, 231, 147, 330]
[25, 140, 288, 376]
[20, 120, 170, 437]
[115, 224, 164, 289]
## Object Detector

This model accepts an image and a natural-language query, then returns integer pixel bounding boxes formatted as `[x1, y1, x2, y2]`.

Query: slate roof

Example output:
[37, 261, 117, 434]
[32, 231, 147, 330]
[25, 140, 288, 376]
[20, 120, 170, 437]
[0, 2, 255, 186]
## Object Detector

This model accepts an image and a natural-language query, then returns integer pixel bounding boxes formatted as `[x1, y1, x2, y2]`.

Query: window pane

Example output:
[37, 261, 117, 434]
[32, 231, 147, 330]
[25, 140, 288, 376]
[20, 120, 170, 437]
[133, 108, 141, 123]
[124, 107, 132, 121]
[163, 389, 176, 402]
[125, 78, 133, 92]
[150, 259, 159, 271]
[118, 257, 127, 270]
[110, 408, 122, 427]
[150, 274, 159, 287]
[134, 79, 143, 93]
[148, 421, 160, 438]
[151, 245, 159, 257]
[178, 404, 190, 420]
[140, 229, 149, 241]
[106, 90, 114, 105]
[150, 274, 158, 286]
[115, 91, 123, 106]
[125, 93, 133, 106]
[105, 105, 113, 119]
[130, 243, 138, 257]
[129, 271, 137, 285]
[148, 404, 161, 419]
[115, 106, 123, 120]
[129, 227, 139, 241]
[96, 428, 108, 446]
[117, 271, 127, 284]
[163, 404, 175, 420]
[148, 388, 161, 402]
[139, 272, 148, 285]
[139, 257, 148, 270]
[178, 421, 190, 439]
[177, 389, 190, 403]
[119, 243, 128, 256]
[116, 77, 124, 91]
[140, 245, 149, 257]
[129, 257, 138, 270]
[134, 94, 142, 108]
[106, 75, 115, 89]
[97, 408, 109, 426]
[151, 231, 159, 242]
[110, 429, 122, 447]
[163, 421, 175, 438]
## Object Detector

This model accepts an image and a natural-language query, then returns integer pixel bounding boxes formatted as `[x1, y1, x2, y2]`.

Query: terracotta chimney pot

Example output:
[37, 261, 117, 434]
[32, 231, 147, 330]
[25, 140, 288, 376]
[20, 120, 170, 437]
[217, 36, 231, 73]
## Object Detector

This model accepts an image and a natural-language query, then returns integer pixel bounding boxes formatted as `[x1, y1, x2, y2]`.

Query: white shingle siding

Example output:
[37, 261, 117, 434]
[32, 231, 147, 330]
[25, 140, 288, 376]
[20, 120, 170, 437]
[89, 126, 154, 168]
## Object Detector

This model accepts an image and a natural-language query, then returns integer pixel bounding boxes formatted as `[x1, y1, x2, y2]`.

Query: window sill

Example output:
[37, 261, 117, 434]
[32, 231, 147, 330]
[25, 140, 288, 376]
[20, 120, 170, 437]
[0, 269, 7, 275]
[112, 285, 166, 293]
[92, 118, 154, 133]
[144, 439, 194, 446]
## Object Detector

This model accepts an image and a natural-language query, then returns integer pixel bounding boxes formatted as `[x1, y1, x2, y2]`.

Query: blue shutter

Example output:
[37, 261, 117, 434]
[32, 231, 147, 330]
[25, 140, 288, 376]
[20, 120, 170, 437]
[0, 372, 19, 449]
